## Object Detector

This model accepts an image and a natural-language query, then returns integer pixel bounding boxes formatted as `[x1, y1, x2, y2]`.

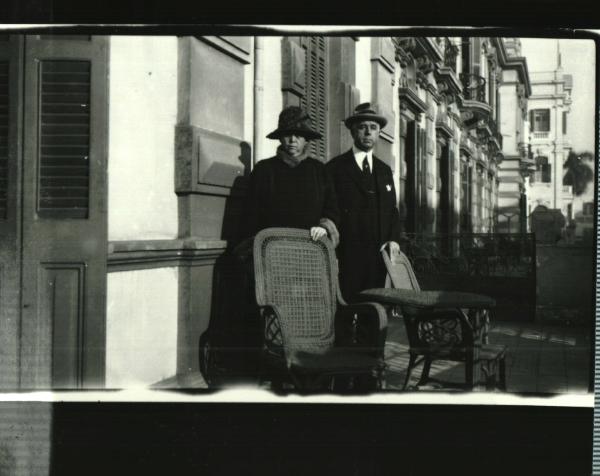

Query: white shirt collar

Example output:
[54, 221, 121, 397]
[352, 145, 373, 171]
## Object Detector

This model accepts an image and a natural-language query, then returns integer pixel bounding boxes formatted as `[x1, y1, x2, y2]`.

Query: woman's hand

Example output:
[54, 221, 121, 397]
[310, 226, 327, 241]
[389, 241, 400, 255]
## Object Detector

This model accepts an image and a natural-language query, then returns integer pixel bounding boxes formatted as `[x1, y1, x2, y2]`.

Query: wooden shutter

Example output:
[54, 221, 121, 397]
[21, 35, 108, 389]
[38, 60, 91, 218]
[529, 110, 534, 131]
[0, 60, 7, 218]
[301, 37, 328, 162]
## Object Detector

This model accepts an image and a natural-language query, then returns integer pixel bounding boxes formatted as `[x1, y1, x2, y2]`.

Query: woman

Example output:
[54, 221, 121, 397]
[242, 106, 339, 244]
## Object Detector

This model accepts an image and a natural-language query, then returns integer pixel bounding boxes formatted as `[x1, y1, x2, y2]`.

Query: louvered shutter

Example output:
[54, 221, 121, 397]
[38, 60, 91, 218]
[0, 60, 7, 218]
[300, 37, 328, 162]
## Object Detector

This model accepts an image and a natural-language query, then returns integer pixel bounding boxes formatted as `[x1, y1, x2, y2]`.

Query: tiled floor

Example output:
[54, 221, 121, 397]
[161, 318, 593, 394]
[384, 316, 592, 394]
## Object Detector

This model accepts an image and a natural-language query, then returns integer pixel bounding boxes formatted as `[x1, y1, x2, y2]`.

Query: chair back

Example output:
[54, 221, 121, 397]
[253, 228, 338, 355]
[382, 247, 421, 291]
[382, 246, 471, 353]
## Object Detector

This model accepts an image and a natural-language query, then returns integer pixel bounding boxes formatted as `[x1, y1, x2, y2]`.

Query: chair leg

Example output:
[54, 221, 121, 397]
[417, 358, 432, 386]
[465, 356, 474, 390]
[403, 355, 417, 390]
[499, 356, 507, 391]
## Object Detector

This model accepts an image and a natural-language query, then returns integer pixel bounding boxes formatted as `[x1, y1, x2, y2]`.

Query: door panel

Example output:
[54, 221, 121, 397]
[0, 36, 22, 389]
[20, 35, 108, 389]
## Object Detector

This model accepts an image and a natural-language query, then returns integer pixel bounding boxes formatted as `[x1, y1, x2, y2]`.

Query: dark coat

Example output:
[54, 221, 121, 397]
[242, 155, 340, 240]
[326, 149, 401, 302]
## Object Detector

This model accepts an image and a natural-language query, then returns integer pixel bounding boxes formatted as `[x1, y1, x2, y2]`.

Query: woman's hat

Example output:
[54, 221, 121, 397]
[266, 106, 322, 140]
[344, 102, 388, 129]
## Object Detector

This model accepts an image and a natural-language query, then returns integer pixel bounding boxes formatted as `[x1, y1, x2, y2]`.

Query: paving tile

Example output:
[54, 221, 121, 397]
[382, 318, 591, 395]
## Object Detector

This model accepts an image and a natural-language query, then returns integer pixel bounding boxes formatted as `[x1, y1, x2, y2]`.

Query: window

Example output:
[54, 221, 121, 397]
[460, 159, 471, 232]
[583, 202, 594, 216]
[487, 173, 494, 231]
[530, 109, 550, 132]
[562, 111, 567, 135]
[532, 156, 551, 183]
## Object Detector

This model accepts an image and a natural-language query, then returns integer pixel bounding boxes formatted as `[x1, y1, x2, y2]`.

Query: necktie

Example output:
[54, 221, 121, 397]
[362, 156, 371, 175]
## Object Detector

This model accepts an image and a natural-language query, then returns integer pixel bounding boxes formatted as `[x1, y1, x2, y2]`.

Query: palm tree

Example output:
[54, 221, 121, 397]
[563, 151, 594, 196]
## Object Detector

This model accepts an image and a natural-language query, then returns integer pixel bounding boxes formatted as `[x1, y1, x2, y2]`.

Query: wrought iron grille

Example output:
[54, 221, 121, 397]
[399, 233, 536, 278]
[459, 73, 486, 102]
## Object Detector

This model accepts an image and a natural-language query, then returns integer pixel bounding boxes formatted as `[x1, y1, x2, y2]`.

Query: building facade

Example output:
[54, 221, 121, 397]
[524, 55, 574, 223]
[0, 35, 532, 389]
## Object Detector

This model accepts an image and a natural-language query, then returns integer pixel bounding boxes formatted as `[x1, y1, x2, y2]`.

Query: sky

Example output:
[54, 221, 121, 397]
[520, 38, 596, 153]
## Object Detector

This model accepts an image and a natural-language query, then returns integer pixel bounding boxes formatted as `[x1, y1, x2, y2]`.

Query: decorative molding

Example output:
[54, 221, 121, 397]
[175, 125, 250, 197]
[415, 55, 435, 76]
[108, 238, 228, 271]
[370, 37, 395, 74]
[394, 38, 417, 66]
[198, 36, 251, 64]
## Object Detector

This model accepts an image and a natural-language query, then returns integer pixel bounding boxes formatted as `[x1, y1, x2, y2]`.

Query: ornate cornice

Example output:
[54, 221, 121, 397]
[399, 87, 428, 114]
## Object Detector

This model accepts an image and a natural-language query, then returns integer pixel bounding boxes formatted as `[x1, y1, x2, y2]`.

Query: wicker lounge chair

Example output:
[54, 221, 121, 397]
[362, 245, 506, 391]
[253, 228, 388, 392]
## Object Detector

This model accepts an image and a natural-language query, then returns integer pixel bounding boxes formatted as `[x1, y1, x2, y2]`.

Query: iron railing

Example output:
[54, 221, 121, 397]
[399, 233, 536, 278]
[459, 73, 486, 102]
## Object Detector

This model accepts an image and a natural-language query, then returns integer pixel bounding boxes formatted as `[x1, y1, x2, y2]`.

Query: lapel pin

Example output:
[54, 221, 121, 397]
[386, 184, 392, 191]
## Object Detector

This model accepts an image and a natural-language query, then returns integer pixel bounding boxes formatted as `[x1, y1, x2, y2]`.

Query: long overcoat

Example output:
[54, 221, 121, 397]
[326, 149, 401, 302]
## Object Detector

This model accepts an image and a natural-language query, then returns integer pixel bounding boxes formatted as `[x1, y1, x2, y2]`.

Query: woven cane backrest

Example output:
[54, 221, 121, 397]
[254, 228, 338, 354]
[382, 248, 421, 291]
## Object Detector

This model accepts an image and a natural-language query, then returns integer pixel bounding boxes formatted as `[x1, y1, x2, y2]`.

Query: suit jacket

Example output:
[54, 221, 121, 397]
[326, 149, 401, 300]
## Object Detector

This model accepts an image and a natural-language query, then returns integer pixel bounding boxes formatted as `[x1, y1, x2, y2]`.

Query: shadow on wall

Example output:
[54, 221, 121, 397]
[199, 141, 261, 387]
[221, 141, 251, 245]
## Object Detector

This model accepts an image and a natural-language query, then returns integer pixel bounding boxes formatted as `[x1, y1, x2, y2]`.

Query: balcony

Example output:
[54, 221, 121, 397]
[532, 131, 550, 140]
[459, 73, 492, 127]
[435, 110, 454, 138]
[434, 38, 462, 104]
[460, 73, 486, 102]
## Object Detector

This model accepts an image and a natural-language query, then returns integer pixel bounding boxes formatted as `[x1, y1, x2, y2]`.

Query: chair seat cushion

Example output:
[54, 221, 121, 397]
[288, 348, 383, 375]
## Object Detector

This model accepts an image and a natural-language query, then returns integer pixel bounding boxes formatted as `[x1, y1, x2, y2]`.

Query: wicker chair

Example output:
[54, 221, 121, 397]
[380, 246, 506, 390]
[253, 228, 388, 392]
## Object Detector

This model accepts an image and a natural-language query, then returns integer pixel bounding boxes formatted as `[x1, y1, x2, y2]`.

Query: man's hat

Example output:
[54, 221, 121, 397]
[266, 106, 322, 140]
[344, 102, 388, 129]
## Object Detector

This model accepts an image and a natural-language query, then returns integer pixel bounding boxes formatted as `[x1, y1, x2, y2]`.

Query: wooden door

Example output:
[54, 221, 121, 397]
[0, 36, 23, 389]
[19, 35, 108, 389]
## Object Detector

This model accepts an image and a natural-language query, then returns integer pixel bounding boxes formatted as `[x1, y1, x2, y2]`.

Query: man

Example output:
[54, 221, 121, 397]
[327, 102, 401, 303]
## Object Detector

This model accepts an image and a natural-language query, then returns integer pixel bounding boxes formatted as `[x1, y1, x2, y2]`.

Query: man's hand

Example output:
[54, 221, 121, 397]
[310, 226, 328, 241]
